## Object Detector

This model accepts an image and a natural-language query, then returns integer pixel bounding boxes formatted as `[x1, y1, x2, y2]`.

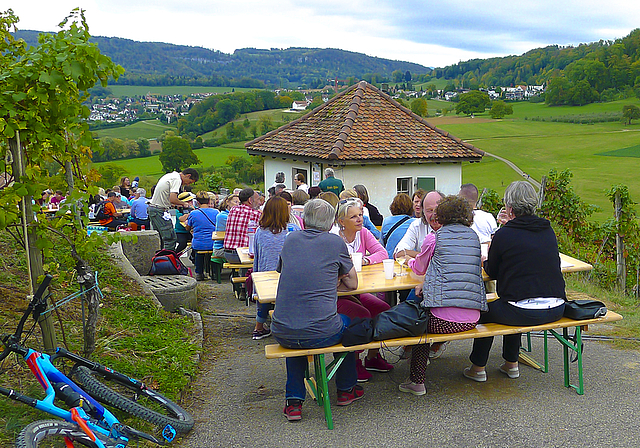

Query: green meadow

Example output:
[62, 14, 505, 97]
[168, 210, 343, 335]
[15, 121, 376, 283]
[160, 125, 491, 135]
[94, 119, 176, 140]
[91, 143, 247, 179]
[430, 98, 640, 222]
[108, 85, 259, 97]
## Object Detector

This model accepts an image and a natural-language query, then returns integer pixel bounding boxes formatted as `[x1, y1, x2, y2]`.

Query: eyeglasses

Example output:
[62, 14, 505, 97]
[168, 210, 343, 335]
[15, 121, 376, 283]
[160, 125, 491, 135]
[338, 198, 359, 205]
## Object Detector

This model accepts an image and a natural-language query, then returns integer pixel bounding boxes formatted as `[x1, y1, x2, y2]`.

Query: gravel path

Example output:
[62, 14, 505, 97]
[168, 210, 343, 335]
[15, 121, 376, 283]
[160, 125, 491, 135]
[176, 278, 640, 448]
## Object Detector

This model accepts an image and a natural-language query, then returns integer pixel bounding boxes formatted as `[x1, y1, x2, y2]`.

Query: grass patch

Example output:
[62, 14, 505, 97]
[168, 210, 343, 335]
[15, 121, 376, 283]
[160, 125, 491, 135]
[598, 143, 640, 157]
[94, 119, 176, 140]
[0, 232, 199, 446]
[91, 144, 249, 181]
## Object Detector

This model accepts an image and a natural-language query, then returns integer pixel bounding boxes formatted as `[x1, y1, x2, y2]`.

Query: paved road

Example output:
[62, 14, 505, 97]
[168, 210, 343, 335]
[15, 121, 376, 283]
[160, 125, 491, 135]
[482, 150, 541, 189]
[176, 281, 640, 448]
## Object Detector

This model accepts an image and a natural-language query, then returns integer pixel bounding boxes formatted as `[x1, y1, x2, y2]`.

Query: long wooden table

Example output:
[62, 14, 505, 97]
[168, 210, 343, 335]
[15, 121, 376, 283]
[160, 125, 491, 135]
[252, 253, 592, 304]
[212, 231, 225, 241]
[253, 261, 421, 303]
[235, 247, 254, 265]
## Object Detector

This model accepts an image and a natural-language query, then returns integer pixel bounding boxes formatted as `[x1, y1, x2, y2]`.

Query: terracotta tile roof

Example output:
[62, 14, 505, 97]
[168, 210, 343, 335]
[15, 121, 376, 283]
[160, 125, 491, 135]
[246, 81, 484, 164]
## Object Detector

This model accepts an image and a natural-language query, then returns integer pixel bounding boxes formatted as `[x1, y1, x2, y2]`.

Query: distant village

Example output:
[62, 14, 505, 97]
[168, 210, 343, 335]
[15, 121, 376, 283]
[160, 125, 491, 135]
[88, 83, 546, 124]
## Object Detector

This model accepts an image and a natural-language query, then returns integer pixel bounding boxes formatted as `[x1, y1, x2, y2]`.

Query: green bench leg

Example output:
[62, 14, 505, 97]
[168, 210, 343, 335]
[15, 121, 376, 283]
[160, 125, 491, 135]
[547, 326, 585, 395]
[306, 352, 349, 430]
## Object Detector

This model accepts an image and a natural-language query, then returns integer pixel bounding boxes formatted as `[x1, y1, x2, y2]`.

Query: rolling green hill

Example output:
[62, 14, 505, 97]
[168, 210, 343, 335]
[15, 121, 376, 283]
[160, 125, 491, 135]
[14, 30, 430, 89]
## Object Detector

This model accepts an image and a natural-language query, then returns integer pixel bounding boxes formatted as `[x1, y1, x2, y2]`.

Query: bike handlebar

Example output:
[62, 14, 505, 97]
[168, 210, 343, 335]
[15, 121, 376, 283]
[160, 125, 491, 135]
[0, 274, 54, 363]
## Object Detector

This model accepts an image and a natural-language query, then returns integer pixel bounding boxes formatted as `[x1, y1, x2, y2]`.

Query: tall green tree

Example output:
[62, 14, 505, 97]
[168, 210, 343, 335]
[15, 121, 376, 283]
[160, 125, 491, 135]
[159, 135, 200, 172]
[489, 100, 513, 119]
[623, 104, 640, 124]
[455, 90, 491, 115]
[410, 97, 428, 117]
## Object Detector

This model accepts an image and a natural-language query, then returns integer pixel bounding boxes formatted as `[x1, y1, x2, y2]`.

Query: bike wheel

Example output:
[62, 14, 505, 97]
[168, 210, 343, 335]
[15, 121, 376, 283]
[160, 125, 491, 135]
[72, 365, 194, 433]
[16, 420, 116, 448]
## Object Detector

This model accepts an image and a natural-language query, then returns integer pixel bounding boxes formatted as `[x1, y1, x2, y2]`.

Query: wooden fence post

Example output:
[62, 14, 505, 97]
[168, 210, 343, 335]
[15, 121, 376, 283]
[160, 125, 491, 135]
[9, 132, 58, 353]
[615, 192, 626, 293]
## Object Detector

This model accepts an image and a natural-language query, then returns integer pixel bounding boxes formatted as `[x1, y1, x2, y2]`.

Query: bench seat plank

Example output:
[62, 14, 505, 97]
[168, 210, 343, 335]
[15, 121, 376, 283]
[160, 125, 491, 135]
[265, 311, 622, 359]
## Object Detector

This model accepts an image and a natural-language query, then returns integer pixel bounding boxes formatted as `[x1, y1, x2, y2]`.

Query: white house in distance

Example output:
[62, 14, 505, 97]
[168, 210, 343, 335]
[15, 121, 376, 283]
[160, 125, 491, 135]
[291, 100, 310, 111]
[245, 81, 484, 217]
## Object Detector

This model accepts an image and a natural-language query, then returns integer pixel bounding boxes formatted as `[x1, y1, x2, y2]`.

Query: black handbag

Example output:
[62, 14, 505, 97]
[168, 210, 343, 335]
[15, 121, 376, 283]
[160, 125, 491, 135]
[563, 300, 607, 320]
[341, 317, 374, 347]
[372, 301, 429, 340]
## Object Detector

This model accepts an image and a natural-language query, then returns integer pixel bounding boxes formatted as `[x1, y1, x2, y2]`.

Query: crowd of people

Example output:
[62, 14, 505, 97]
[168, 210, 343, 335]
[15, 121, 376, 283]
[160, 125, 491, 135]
[68, 166, 565, 423]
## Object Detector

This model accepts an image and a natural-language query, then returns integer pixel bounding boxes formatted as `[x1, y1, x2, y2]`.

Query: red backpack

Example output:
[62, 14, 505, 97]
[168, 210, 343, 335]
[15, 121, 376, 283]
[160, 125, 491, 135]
[149, 249, 188, 276]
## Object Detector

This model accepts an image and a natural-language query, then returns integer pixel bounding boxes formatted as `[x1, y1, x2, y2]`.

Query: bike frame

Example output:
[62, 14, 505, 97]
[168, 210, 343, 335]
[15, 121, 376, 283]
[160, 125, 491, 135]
[2, 346, 128, 447]
[1, 274, 174, 446]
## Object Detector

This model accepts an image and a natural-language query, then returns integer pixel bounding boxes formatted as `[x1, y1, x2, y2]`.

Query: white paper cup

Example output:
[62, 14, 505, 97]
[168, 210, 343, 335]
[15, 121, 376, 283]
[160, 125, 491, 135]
[383, 259, 394, 279]
[351, 252, 363, 272]
[481, 242, 489, 259]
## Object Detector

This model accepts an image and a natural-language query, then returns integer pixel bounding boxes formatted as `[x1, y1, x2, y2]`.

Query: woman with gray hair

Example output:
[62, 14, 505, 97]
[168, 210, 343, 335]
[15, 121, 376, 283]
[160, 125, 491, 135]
[464, 181, 566, 382]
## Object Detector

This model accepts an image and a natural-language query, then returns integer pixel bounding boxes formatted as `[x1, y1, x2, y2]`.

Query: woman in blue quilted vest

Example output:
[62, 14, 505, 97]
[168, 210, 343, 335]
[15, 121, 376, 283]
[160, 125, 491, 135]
[401, 195, 487, 396]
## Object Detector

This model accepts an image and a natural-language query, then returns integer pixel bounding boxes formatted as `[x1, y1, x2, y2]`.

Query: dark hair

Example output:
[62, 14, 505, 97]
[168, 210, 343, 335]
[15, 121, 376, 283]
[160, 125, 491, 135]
[239, 188, 254, 203]
[389, 193, 413, 216]
[435, 195, 474, 227]
[196, 191, 210, 205]
[181, 167, 199, 182]
[308, 186, 321, 198]
[353, 184, 369, 204]
[107, 192, 116, 198]
[295, 173, 306, 183]
[278, 191, 293, 203]
[259, 196, 289, 234]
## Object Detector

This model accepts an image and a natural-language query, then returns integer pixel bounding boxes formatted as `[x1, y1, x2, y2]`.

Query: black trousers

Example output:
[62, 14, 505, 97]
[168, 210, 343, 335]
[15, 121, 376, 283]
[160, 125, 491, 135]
[470, 299, 565, 367]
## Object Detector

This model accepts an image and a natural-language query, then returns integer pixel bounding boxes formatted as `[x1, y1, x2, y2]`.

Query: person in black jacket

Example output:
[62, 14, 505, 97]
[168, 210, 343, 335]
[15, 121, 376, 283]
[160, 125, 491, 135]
[464, 181, 566, 383]
[354, 184, 384, 226]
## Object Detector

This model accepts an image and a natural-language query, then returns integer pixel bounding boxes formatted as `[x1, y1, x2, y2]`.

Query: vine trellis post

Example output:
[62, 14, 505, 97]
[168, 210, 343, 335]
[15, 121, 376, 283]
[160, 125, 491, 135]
[615, 192, 626, 293]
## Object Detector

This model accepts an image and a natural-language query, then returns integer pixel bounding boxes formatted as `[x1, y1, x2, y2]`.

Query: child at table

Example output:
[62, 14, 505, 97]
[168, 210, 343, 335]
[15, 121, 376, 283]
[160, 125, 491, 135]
[400, 195, 487, 396]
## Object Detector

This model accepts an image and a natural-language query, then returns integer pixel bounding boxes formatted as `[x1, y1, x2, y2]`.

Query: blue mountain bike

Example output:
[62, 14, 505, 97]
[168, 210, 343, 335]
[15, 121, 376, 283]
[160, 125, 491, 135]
[1, 274, 194, 447]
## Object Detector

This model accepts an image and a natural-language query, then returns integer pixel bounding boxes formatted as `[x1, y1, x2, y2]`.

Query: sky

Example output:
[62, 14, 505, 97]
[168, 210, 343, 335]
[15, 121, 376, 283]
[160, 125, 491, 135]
[8, 1, 640, 68]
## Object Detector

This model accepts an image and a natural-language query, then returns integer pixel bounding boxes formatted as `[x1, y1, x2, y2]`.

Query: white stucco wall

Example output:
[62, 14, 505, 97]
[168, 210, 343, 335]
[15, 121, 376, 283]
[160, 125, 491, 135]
[337, 163, 461, 219]
[262, 158, 463, 220]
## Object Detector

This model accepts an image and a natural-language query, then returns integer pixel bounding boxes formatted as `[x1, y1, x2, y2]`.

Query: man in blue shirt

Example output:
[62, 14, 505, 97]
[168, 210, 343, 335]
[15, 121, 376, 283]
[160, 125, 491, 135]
[129, 188, 150, 230]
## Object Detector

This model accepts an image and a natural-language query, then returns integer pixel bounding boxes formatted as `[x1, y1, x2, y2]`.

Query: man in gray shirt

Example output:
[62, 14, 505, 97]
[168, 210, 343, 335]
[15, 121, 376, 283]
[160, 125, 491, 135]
[271, 199, 363, 421]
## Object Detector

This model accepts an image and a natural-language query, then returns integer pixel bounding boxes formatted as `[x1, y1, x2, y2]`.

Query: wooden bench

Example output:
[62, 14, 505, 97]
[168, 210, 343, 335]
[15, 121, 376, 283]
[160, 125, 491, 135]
[224, 262, 253, 304]
[265, 310, 623, 429]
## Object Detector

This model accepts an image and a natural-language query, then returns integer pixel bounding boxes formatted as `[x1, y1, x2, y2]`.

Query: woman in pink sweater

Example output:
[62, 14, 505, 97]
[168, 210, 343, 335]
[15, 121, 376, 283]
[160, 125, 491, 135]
[332, 198, 393, 381]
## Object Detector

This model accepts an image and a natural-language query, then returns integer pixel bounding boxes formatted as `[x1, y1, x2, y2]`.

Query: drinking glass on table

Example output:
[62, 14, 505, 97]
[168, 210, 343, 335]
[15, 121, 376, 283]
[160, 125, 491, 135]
[395, 251, 409, 276]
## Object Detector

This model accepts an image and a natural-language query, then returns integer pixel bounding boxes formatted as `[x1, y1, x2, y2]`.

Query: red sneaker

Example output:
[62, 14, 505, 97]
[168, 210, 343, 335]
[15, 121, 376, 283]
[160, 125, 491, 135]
[356, 358, 372, 382]
[364, 353, 394, 372]
[337, 385, 364, 406]
[283, 400, 302, 421]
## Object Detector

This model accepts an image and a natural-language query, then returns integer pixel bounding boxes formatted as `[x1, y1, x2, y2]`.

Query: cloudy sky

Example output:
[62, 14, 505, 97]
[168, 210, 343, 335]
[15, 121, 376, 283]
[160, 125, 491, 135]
[9, 1, 640, 68]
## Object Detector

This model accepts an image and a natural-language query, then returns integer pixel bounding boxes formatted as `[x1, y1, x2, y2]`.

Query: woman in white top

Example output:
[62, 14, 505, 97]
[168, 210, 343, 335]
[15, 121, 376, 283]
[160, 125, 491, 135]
[294, 173, 309, 193]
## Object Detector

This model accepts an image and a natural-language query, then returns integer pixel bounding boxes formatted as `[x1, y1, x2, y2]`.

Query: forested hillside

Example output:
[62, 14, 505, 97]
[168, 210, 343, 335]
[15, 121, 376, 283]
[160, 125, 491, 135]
[434, 29, 640, 94]
[13, 30, 429, 88]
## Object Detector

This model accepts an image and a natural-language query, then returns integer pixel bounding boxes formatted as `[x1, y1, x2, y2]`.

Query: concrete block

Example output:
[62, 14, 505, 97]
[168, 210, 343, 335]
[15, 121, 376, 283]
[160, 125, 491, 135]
[121, 230, 161, 275]
[141, 275, 197, 312]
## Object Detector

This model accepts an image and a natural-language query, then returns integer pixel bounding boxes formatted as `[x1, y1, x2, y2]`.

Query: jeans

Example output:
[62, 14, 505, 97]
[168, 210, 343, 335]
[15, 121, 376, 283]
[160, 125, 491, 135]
[470, 299, 565, 367]
[274, 315, 356, 401]
[256, 302, 274, 324]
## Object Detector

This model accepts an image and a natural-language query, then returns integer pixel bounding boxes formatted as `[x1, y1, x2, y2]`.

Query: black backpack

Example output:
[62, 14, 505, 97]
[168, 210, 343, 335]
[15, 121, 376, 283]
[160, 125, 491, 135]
[94, 201, 109, 220]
